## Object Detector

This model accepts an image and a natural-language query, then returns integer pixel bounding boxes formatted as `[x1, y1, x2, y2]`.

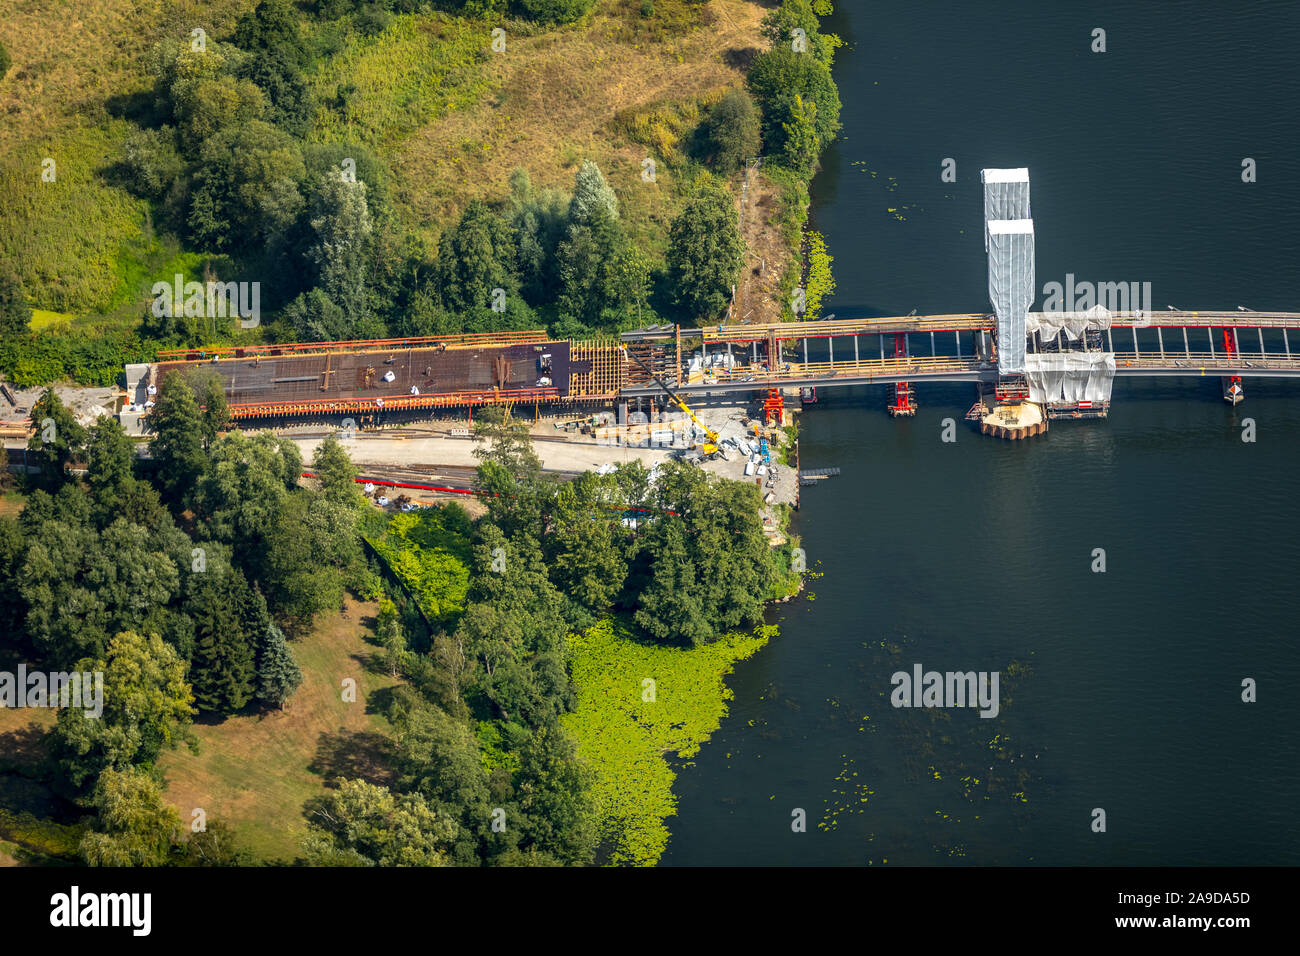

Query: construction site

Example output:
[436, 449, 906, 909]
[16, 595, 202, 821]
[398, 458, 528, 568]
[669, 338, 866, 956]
[110, 327, 806, 537]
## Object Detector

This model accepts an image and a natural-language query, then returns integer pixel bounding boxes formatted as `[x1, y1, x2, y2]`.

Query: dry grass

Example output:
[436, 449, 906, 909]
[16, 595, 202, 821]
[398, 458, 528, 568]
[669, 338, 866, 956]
[158, 595, 403, 863]
[0, 490, 25, 519]
[0, 706, 55, 770]
[390, 0, 767, 247]
[734, 167, 787, 324]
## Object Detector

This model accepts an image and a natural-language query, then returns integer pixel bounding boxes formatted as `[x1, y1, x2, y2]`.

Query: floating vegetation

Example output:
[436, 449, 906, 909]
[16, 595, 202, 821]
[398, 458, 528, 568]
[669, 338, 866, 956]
[818, 757, 875, 831]
[562, 620, 773, 866]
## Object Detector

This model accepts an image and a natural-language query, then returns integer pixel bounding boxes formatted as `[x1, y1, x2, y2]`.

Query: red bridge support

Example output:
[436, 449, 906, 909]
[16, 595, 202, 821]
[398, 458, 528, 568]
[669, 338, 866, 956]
[888, 334, 917, 417]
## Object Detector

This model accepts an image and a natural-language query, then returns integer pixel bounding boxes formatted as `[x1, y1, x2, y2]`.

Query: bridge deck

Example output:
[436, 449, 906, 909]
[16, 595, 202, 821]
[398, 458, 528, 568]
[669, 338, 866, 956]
[680, 310, 1300, 344]
[620, 351, 1300, 396]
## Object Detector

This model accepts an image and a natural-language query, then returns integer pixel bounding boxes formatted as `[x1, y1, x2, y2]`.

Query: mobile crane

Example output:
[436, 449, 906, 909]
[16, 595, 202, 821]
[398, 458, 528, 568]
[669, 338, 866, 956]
[625, 349, 722, 459]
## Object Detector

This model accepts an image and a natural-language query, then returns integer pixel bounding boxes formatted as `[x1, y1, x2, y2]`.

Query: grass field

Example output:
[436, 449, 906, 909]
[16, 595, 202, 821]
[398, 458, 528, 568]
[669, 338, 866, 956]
[158, 595, 403, 863]
[0, 1, 252, 315]
[1, 0, 778, 337]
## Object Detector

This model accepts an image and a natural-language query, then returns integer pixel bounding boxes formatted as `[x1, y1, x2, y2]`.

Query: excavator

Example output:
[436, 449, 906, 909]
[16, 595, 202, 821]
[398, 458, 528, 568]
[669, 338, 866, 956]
[625, 349, 722, 459]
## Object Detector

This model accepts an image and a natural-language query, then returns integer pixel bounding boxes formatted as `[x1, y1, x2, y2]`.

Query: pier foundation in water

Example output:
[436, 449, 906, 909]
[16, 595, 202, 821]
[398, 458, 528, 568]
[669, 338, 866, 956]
[979, 401, 1047, 439]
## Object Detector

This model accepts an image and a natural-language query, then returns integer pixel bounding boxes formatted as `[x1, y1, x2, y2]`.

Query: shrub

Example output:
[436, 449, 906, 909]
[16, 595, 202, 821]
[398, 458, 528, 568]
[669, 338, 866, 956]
[698, 89, 761, 175]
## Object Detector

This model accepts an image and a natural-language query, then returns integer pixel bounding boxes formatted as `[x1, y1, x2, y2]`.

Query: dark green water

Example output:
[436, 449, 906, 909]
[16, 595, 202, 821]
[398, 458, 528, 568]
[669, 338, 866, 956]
[663, 1, 1300, 865]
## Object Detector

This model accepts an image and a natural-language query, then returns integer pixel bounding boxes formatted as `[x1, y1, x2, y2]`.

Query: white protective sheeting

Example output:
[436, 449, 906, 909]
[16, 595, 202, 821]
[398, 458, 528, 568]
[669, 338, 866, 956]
[982, 168, 1030, 225]
[982, 169, 1035, 376]
[986, 219, 1035, 374]
[1022, 351, 1116, 404]
[1028, 304, 1113, 342]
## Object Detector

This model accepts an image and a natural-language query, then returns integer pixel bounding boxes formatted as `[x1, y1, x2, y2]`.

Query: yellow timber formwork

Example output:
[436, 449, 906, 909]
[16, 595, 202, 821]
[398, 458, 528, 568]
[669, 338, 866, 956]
[566, 340, 626, 400]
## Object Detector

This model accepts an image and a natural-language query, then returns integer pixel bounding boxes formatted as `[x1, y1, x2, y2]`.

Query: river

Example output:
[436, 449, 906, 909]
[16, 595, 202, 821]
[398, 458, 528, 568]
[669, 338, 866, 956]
[662, 0, 1300, 865]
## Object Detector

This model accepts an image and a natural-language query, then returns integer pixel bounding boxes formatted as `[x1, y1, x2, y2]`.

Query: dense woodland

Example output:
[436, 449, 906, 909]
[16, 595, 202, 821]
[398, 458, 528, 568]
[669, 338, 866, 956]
[0, 0, 842, 386]
[0, 385, 796, 865]
[0, 0, 838, 866]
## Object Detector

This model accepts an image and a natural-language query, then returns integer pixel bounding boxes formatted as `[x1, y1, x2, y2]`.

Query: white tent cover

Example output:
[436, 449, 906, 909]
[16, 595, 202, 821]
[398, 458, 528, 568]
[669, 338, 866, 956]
[1022, 351, 1116, 404]
[1028, 304, 1113, 341]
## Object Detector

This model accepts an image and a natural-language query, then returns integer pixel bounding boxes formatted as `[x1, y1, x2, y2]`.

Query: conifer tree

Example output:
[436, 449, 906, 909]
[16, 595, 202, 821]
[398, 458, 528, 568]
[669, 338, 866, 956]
[257, 621, 302, 709]
[189, 573, 256, 713]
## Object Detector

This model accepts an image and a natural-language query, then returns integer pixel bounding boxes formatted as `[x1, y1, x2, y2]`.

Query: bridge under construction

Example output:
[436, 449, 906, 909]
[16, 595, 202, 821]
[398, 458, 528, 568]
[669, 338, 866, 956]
[121, 168, 1300, 437]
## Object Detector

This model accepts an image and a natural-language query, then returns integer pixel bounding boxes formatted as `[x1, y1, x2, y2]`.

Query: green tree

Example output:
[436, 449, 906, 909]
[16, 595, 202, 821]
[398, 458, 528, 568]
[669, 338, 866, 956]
[389, 694, 493, 863]
[472, 406, 546, 539]
[0, 517, 25, 647]
[779, 93, 821, 173]
[630, 461, 777, 644]
[632, 517, 713, 645]
[760, 0, 842, 67]
[511, 724, 596, 864]
[507, 167, 569, 304]
[434, 200, 517, 313]
[555, 204, 629, 327]
[511, 0, 596, 24]
[567, 159, 618, 228]
[261, 491, 356, 631]
[284, 287, 349, 342]
[0, 264, 32, 338]
[233, 0, 313, 134]
[455, 525, 574, 726]
[666, 178, 745, 320]
[257, 621, 303, 709]
[54, 631, 195, 792]
[698, 89, 761, 175]
[308, 166, 373, 320]
[188, 570, 257, 714]
[184, 367, 231, 452]
[747, 47, 841, 156]
[79, 767, 182, 866]
[84, 416, 136, 521]
[546, 471, 630, 611]
[123, 126, 185, 201]
[303, 778, 458, 866]
[188, 120, 305, 248]
[185, 820, 251, 866]
[26, 389, 85, 491]
[20, 513, 188, 666]
[0, 39, 11, 79]
[194, 431, 301, 553]
[150, 373, 207, 507]
[177, 75, 267, 144]
[311, 431, 360, 502]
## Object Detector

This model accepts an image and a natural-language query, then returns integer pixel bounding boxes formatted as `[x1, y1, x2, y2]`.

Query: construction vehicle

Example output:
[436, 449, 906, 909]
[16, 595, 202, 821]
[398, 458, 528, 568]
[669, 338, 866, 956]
[625, 349, 722, 459]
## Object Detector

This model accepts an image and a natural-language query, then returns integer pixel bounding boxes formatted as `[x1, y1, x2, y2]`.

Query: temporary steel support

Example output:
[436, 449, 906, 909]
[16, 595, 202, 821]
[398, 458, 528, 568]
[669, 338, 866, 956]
[1183, 327, 1190, 356]
[675, 325, 682, 387]
[1285, 328, 1292, 358]
[1157, 326, 1165, 357]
